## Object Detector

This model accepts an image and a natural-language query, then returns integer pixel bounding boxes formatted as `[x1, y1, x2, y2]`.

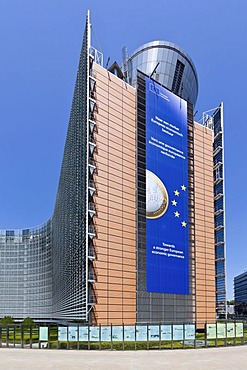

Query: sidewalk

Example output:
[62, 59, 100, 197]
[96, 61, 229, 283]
[1, 346, 247, 370]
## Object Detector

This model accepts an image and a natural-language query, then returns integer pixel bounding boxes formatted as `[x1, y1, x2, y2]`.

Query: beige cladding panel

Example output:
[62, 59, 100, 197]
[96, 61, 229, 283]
[93, 64, 136, 325]
[194, 123, 216, 324]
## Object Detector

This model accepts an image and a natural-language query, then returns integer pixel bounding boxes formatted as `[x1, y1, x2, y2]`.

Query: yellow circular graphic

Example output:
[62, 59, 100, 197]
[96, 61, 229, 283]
[146, 170, 169, 219]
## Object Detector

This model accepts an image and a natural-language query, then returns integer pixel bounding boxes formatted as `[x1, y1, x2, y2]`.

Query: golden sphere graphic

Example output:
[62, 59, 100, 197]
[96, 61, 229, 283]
[146, 170, 169, 219]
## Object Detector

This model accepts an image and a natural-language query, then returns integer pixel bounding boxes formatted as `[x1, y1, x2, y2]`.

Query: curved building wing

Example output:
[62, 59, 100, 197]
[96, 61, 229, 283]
[0, 222, 52, 319]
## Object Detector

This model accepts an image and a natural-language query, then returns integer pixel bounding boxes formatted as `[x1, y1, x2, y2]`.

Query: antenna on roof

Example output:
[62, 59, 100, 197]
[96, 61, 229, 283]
[150, 62, 160, 78]
[91, 24, 102, 53]
[105, 57, 110, 69]
[122, 46, 129, 82]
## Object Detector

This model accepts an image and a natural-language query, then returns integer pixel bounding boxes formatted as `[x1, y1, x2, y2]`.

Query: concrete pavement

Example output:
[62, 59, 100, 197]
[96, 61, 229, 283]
[1, 346, 247, 370]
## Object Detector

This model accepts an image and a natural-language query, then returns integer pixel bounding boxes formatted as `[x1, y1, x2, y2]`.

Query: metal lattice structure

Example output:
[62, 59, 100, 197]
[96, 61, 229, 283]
[200, 104, 226, 319]
[51, 14, 89, 320]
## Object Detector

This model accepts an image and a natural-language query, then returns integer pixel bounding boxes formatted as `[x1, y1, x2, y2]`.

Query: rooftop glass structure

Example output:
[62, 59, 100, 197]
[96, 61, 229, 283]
[125, 40, 198, 105]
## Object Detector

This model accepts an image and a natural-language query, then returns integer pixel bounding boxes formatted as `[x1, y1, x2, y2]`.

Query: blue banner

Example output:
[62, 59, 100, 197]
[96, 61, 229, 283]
[145, 77, 189, 294]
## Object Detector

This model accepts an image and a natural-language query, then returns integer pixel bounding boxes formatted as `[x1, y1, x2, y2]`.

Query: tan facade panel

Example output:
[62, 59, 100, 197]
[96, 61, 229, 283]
[92, 64, 136, 325]
[194, 122, 216, 324]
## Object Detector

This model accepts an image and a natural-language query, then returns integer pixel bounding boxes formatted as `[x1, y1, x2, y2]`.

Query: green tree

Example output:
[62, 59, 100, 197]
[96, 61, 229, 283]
[22, 317, 35, 326]
[0, 316, 14, 326]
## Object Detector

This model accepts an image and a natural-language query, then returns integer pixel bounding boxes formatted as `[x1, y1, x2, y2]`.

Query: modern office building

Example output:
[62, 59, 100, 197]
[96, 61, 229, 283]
[234, 271, 247, 316]
[0, 11, 226, 325]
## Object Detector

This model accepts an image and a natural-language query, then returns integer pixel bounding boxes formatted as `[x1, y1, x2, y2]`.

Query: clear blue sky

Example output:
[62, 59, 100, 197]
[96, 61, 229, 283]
[0, 0, 246, 300]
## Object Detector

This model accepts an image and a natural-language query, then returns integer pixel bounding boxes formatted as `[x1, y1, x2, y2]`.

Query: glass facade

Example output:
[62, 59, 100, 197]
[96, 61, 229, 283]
[199, 105, 226, 319]
[213, 106, 226, 318]
[0, 223, 52, 319]
[51, 14, 89, 321]
[0, 14, 91, 321]
[234, 271, 247, 315]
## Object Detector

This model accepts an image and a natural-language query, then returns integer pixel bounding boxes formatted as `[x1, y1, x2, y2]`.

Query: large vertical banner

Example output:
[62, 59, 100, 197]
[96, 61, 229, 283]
[145, 77, 189, 294]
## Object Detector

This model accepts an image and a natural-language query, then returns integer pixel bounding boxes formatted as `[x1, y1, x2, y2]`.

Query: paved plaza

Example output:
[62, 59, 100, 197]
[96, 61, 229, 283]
[1, 346, 247, 370]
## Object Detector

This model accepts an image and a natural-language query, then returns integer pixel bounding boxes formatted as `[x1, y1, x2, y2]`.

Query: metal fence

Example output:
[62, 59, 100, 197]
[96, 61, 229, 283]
[0, 322, 245, 350]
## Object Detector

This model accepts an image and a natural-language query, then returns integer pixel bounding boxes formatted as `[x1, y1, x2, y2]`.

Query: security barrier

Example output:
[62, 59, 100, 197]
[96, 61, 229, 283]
[0, 322, 245, 350]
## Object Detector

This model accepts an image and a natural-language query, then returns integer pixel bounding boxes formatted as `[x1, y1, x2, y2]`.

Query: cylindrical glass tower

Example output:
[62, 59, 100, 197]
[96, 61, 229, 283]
[126, 40, 198, 105]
